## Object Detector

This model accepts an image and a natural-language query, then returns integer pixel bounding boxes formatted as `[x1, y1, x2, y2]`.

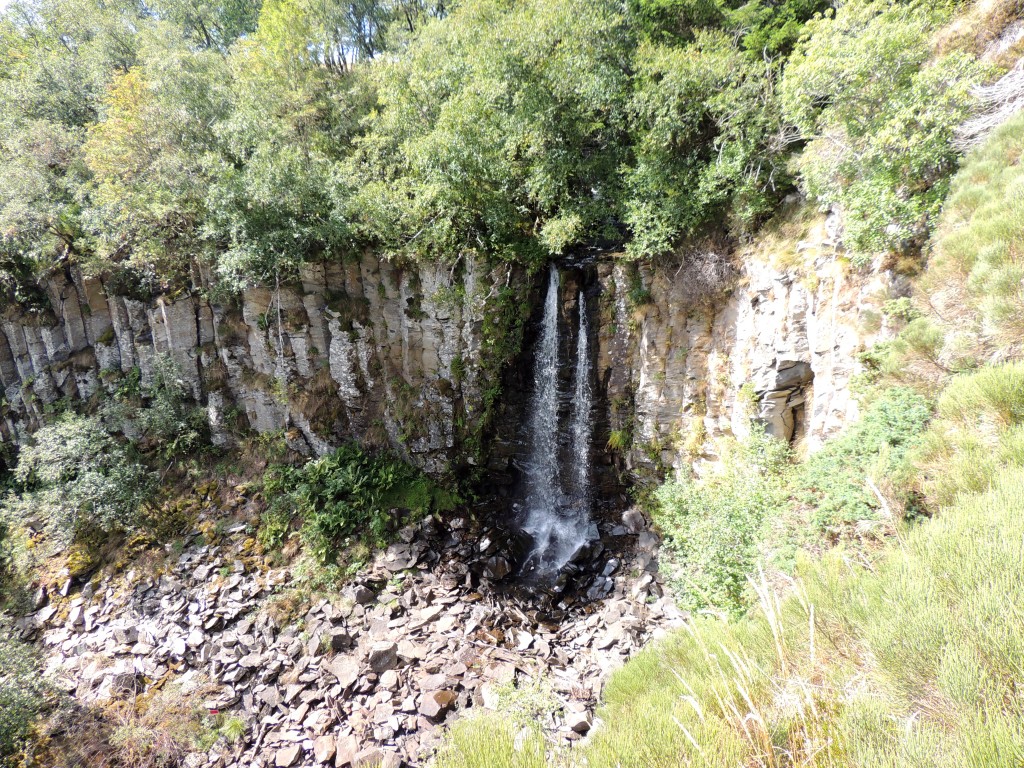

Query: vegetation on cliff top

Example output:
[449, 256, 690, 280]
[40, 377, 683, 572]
[0, 0, 1005, 294]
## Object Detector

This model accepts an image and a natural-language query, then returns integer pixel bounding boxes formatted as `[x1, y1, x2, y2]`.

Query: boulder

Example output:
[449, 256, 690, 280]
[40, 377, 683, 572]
[334, 735, 359, 767]
[328, 656, 360, 688]
[275, 744, 302, 767]
[418, 690, 456, 720]
[352, 585, 376, 605]
[368, 642, 398, 674]
[566, 709, 593, 735]
[313, 734, 336, 764]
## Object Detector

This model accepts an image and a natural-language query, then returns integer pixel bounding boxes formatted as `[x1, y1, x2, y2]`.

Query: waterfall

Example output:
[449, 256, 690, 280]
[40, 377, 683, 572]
[522, 268, 595, 578]
[569, 291, 592, 509]
[524, 266, 562, 527]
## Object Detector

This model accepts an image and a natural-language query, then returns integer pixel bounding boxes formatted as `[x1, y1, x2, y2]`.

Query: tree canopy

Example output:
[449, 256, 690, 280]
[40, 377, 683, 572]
[0, 0, 996, 292]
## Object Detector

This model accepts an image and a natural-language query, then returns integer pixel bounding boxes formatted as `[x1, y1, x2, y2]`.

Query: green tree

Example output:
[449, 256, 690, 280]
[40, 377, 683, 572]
[781, 0, 990, 259]
[81, 32, 230, 283]
[149, 0, 263, 51]
[345, 0, 631, 263]
[5, 413, 152, 544]
[625, 30, 791, 258]
[203, 4, 373, 288]
[0, 0, 150, 276]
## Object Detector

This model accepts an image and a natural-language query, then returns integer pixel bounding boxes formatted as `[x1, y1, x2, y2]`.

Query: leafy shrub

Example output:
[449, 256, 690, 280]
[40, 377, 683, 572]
[797, 387, 930, 531]
[0, 627, 49, 759]
[653, 426, 790, 615]
[260, 444, 459, 564]
[882, 297, 921, 322]
[137, 355, 208, 458]
[4, 414, 152, 545]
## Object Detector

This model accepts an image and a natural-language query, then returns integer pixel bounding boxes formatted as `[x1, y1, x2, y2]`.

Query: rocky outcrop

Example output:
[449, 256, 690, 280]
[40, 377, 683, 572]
[0, 215, 902, 484]
[595, 214, 905, 475]
[0, 256, 523, 475]
[13, 490, 682, 768]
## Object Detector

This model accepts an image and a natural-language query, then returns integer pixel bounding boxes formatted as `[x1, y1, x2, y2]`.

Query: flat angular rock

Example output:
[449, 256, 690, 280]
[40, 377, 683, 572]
[367, 642, 398, 674]
[328, 656, 360, 688]
[313, 734, 336, 764]
[239, 652, 264, 668]
[259, 686, 282, 709]
[275, 744, 302, 767]
[334, 735, 359, 767]
[418, 690, 456, 720]
[396, 639, 423, 662]
[482, 556, 511, 580]
[352, 585, 376, 605]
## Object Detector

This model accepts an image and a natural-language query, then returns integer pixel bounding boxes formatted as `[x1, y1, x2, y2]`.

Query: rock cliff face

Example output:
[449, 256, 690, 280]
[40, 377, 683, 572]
[0, 255, 523, 476]
[0, 225, 902, 484]
[593, 216, 905, 477]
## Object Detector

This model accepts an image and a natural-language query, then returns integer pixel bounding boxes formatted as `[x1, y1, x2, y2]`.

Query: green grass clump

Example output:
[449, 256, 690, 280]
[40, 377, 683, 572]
[913, 362, 1024, 509]
[577, 468, 1024, 767]
[434, 679, 556, 768]
[925, 110, 1024, 355]
[435, 717, 548, 768]
[259, 444, 459, 564]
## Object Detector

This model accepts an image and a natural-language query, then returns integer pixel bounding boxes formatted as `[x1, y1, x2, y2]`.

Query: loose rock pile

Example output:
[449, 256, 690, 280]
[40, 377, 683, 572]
[14, 509, 684, 767]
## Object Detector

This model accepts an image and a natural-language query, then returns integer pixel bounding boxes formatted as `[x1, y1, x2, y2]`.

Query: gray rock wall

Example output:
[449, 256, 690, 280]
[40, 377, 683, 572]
[0, 255, 522, 476]
[594, 221, 904, 476]
[0, 231, 902, 484]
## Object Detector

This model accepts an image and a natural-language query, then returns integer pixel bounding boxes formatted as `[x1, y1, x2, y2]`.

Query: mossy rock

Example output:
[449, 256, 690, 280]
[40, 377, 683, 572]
[66, 544, 99, 579]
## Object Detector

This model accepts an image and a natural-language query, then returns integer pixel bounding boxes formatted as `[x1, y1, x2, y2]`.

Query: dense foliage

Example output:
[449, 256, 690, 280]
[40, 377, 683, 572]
[259, 443, 458, 565]
[2, 413, 151, 545]
[653, 426, 789, 615]
[0, 0, 997, 293]
[0, 627, 49, 759]
[797, 387, 931, 530]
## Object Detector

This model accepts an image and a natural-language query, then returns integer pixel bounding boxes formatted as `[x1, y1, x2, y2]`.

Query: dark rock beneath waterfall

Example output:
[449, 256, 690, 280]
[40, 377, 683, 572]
[482, 556, 512, 580]
[621, 508, 645, 533]
[368, 642, 399, 674]
[351, 584, 376, 605]
[330, 628, 353, 651]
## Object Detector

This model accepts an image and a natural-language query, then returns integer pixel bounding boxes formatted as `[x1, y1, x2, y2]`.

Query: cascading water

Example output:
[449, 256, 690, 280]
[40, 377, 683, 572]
[569, 292, 592, 508]
[521, 268, 596, 578]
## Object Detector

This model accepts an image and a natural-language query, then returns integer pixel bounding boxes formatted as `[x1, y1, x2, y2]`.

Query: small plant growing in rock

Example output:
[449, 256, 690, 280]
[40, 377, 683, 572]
[606, 429, 630, 452]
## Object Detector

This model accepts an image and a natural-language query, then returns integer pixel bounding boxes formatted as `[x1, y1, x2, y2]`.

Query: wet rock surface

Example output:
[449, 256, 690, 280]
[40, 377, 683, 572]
[14, 508, 683, 767]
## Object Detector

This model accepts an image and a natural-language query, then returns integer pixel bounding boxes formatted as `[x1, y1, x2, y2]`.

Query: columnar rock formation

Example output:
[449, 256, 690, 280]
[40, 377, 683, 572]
[0, 225, 902, 482]
[593, 216, 904, 474]
[0, 256, 522, 475]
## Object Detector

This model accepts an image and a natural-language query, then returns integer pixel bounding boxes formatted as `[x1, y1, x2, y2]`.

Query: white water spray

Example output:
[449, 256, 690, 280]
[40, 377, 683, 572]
[569, 292, 592, 508]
